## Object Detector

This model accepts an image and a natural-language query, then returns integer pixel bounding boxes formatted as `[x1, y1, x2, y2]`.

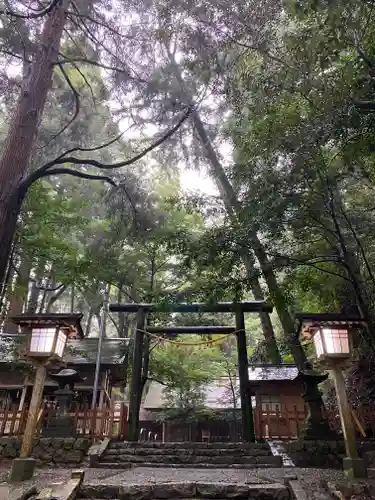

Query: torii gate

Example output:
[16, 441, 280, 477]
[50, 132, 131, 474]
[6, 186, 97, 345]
[109, 301, 273, 442]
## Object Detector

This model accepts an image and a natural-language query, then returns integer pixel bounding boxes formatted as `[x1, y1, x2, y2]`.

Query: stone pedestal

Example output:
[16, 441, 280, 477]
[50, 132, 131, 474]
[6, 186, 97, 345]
[10, 457, 36, 483]
[343, 457, 367, 479]
[42, 387, 76, 438]
[43, 415, 76, 438]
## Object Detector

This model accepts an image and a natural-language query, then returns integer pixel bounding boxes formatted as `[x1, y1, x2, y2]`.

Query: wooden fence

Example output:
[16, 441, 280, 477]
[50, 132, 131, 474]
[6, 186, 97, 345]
[142, 405, 375, 442]
[2, 402, 375, 441]
[0, 403, 128, 440]
[254, 404, 306, 440]
[0, 406, 28, 436]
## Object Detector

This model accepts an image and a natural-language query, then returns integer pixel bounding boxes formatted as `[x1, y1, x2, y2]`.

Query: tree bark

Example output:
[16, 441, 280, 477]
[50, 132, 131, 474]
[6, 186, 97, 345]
[3, 255, 32, 333]
[0, 240, 16, 323]
[0, 0, 70, 290]
[27, 259, 46, 313]
[85, 307, 94, 337]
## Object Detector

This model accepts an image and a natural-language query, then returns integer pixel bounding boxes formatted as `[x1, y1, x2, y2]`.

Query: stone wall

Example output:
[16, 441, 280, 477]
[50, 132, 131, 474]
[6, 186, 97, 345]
[0, 437, 91, 465]
[287, 440, 346, 468]
[287, 439, 375, 468]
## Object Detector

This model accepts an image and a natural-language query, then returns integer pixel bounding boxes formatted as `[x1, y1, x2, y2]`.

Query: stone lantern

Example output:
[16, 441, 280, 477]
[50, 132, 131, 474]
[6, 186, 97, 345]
[43, 368, 84, 438]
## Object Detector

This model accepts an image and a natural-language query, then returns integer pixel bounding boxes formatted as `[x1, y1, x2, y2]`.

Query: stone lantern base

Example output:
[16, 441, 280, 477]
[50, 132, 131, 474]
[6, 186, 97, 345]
[43, 415, 76, 438]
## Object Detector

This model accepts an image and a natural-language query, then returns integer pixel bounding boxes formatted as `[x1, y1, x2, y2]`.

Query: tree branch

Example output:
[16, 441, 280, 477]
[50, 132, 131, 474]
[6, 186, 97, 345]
[0, 0, 61, 19]
[20, 167, 117, 194]
[20, 105, 192, 192]
[58, 54, 145, 81]
[62, 57, 96, 106]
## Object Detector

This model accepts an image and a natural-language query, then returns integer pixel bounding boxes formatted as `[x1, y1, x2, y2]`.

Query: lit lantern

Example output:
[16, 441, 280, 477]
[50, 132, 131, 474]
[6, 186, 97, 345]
[10, 313, 84, 362]
[313, 327, 351, 362]
[28, 326, 69, 360]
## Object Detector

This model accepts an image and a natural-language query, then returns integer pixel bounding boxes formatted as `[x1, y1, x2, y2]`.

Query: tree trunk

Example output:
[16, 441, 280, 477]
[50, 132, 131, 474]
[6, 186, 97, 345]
[166, 51, 297, 365]
[117, 285, 128, 338]
[27, 259, 46, 313]
[3, 255, 31, 333]
[0, 241, 17, 324]
[249, 270, 282, 364]
[0, 197, 23, 297]
[189, 106, 309, 367]
[0, 0, 70, 290]
[70, 284, 75, 313]
[189, 108, 287, 364]
[45, 285, 66, 312]
[85, 307, 94, 337]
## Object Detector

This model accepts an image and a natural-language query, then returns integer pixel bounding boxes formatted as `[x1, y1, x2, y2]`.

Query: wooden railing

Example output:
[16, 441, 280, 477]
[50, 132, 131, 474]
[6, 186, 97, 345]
[0, 403, 128, 440]
[0, 406, 28, 436]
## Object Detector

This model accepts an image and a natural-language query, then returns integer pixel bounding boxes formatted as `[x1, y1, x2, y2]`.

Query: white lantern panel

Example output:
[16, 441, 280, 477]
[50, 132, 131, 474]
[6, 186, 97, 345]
[322, 328, 350, 355]
[54, 329, 67, 358]
[313, 330, 324, 358]
[30, 328, 56, 354]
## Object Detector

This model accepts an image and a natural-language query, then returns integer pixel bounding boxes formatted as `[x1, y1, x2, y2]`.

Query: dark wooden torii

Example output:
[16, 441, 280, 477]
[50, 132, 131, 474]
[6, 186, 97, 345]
[109, 301, 273, 442]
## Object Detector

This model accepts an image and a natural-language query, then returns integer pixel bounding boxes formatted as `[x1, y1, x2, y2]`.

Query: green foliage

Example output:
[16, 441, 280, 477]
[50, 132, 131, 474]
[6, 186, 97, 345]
[149, 335, 224, 421]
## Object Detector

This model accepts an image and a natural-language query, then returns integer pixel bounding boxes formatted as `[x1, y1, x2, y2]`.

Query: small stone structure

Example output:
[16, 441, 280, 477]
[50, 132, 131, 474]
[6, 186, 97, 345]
[0, 436, 91, 465]
[287, 439, 375, 468]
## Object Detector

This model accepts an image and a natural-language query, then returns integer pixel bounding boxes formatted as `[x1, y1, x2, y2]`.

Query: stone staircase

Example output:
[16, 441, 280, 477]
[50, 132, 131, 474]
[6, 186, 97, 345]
[78, 482, 290, 500]
[96, 441, 283, 469]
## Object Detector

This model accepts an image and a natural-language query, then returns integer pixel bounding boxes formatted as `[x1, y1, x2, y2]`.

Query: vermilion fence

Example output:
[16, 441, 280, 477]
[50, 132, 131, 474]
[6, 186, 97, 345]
[0, 406, 28, 436]
[0, 403, 128, 440]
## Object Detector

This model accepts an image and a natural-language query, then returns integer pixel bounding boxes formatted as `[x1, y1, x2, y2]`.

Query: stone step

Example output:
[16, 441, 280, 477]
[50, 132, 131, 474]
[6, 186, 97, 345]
[98, 458, 282, 468]
[106, 447, 272, 456]
[95, 462, 280, 469]
[78, 482, 289, 499]
[101, 454, 281, 465]
[109, 441, 270, 450]
[126, 461, 281, 468]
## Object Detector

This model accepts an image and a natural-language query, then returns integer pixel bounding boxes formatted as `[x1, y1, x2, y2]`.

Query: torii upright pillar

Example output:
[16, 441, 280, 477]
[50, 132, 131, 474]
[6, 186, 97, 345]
[236, 308, 255, 442]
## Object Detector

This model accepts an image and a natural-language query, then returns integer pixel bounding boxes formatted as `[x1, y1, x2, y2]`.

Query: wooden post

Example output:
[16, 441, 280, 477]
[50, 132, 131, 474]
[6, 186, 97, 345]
[236, 309, 255, 442]
[331, 365, 358, 458]
[128, 308, 146, 441]
[18, 384, 28, 412]
[20, 365, 46, 457]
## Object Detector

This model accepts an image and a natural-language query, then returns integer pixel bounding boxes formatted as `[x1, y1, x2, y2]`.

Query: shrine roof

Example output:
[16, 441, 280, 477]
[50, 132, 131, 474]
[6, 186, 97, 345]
[248, 365, 298, 381]
[0, 334, 129, 365]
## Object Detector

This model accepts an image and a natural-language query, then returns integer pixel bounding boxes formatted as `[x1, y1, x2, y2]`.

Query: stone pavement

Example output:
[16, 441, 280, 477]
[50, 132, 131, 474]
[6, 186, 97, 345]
[82, 466, 345, 485]
[0, 464, 346, 499]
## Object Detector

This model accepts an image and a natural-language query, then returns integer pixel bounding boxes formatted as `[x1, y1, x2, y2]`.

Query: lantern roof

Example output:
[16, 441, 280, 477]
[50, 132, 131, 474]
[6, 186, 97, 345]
[10, 313, 84, 340]
[295, 312, 365, 341]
